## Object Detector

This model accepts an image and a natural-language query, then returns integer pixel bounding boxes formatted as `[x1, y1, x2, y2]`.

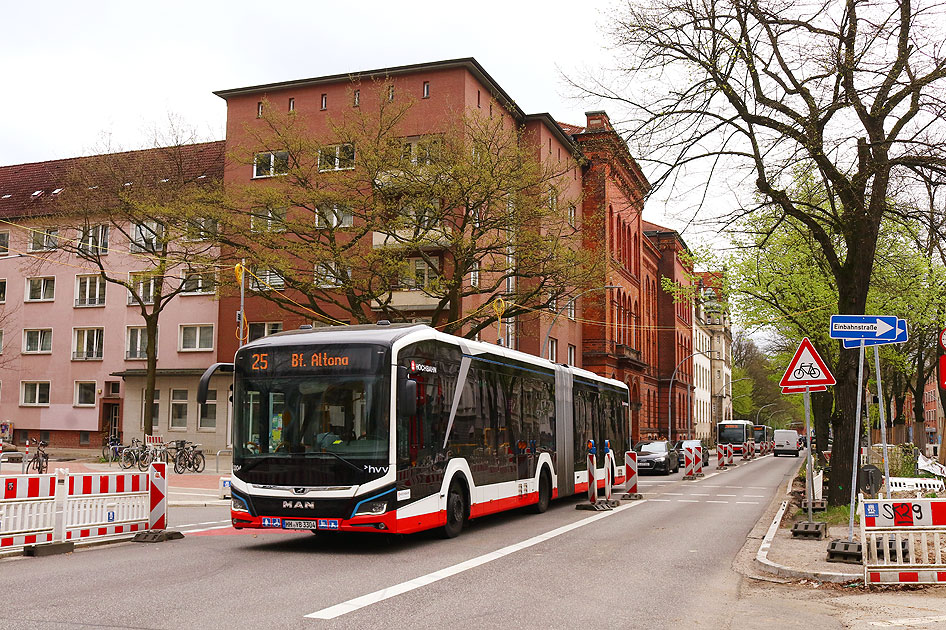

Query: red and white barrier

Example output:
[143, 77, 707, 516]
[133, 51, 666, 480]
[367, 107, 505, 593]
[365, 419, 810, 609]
[861, 494, 946, 585]
[0, 473, 58, 552]
[718, 447, 727, 469]
[603, 449, 614, 502]
[683, 446, 697, 479]
[726, 444, 734, 466]
[149, 462, 167, 530]
[742, 442, 750, 460]
[693, 447, 704, 476]
[64, 471, 150, 543]
[624, 451, 640, 497]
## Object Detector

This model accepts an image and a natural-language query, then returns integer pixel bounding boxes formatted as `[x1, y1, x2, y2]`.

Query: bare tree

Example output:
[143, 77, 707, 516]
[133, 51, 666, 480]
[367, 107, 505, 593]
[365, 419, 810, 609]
[576, 0, 946, 504]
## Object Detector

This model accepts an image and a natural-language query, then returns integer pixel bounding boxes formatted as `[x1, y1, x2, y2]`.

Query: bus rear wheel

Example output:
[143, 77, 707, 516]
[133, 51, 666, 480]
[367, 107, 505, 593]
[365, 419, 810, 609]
[441, 480, 466, 539]
[530, 469, 551, 514]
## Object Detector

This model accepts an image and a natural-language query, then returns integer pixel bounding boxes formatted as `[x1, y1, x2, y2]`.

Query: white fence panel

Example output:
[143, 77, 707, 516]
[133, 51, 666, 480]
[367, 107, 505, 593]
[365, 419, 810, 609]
[860, 493, 946, 585]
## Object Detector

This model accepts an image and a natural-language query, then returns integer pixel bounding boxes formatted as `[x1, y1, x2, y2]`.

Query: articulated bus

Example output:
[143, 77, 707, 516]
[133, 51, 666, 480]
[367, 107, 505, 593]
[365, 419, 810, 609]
[753, 425, 773, 453]
[716, 420, 755, 455]
[199, 323, 630, 538]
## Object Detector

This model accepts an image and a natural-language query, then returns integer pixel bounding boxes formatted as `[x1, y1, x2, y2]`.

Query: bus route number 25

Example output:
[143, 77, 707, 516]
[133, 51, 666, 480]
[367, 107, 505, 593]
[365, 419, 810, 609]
[251, 353, 269, 371]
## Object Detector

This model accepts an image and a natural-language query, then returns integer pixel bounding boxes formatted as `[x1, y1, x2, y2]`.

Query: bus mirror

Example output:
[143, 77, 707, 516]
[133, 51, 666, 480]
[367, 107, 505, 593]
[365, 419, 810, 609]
[398, 376, 417, 417]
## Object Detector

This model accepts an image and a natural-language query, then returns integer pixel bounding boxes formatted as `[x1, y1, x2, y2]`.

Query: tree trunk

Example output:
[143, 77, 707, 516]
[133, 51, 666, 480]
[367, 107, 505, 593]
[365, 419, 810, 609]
[143, 316, 159, 437]
[812, 390, 832, 466]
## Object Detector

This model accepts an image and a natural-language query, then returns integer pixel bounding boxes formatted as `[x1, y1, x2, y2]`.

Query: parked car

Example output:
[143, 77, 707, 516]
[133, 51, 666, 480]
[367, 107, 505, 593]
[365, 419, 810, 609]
[635, 440, 679, 475]
[673, 440, 708, 469]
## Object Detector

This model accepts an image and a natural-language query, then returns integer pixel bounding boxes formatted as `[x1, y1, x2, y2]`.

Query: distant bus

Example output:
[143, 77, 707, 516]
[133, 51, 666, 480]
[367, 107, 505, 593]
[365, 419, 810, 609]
[199, 323, 630, 538]
[753, 425, 773, 453]
[716, 420, 754, 455]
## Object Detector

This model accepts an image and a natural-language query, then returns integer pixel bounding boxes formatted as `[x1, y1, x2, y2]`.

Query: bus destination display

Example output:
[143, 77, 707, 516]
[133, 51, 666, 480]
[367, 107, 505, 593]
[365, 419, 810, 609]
[236, 344, 383, 374]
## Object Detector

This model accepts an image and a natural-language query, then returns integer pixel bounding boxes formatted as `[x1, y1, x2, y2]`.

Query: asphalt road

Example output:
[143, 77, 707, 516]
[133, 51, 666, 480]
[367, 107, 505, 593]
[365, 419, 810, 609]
[1, 454, 802, 630]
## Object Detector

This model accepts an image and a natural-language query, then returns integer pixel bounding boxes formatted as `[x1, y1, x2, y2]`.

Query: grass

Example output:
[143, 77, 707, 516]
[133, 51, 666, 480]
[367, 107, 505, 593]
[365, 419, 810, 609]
[794, 504, 851, 526]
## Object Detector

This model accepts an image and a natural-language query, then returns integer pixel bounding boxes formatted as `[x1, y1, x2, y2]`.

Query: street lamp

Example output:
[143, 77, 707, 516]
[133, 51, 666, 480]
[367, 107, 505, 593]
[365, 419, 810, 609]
[755, 403, 776, 425]
[668, 350, 718, 442]
[713, 376, 749, 425]
[542, 285, 620, 360]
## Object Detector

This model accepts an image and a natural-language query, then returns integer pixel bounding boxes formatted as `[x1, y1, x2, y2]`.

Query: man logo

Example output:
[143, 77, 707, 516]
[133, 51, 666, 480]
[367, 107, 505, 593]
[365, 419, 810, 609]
[283, 500, 315, 509]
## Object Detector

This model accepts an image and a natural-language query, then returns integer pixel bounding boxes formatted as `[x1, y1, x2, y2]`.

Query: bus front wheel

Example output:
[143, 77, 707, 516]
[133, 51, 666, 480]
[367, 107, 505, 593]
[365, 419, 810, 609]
[441, 480, 467, 539]
[530, 469, 551, 514]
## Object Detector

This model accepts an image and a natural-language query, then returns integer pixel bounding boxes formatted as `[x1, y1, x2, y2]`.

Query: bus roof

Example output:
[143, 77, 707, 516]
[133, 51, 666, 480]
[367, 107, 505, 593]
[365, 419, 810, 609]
[240, 323, 627, 391]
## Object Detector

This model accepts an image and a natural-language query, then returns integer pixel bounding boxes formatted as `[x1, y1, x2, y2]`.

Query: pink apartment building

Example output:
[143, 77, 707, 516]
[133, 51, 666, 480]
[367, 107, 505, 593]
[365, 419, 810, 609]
[0, 143, 232, 452]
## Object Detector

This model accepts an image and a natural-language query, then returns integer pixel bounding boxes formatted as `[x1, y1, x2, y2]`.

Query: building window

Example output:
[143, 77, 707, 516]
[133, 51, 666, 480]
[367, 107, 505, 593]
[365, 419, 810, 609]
[75, 381, 96, 406]
[353, 90, 360, 107]
[182, 271, 215, 294]
[128, 272, 156, 305]
[199, 389, 217, 430]
[0, 231, 9, 255]
[288, 97, 295, 112]
[318, 144, 355, 172]
[502, 317, 516, 349]
[26, 276, 55, 301]
[401, 137, 441, 166]
[256, 101, 263, 118]
[253, 150, 289, 178]
[320, 94, 327, 110]
[107, 381, 121, 396]
[180, 324, 214, 351]
[315, 204, 353, 228]
[28, 228, 58, 252]
[548, 337, 558, 362]
[0, 279, 5, 303]
[21, 382, 50, 406]
[249, 267, 284, 291]
[248, 322, 283, 342]
[388, 85, 395, 101]
[568, 204, 576, 227]
[73, 328, 104, 360]
[422, 81, 430, 98]
[568, 344, 576, 366]
[78, 225, 109, 255]
[250, 206, 287, 232]
[470, 261, 480, 287]
[170, 389, 188, 429]
[141, 389, 159, 430]
[75, 274, 106, 306]
[477, 90, 481, 107]
[24, 329, 52, 353]
[402, 258, 436, 290]
[79, 431, 90, 445]
[126, 326, 152, 360]
[185, 217, 217, 241]
[130, 221, 163, 253]
[566, 300, 576, 320]
[0, 329, 4, 353]
[314, 262, 344, 288]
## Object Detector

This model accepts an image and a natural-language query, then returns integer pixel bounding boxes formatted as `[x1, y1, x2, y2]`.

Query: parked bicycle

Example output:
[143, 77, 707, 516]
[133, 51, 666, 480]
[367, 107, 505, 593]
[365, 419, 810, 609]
[119, 438, 144, 470]
[25, 438, 49, 474]
[137, 440, 170, 471]
[102, 434, 124, 461]
[174, 441, 206, 474]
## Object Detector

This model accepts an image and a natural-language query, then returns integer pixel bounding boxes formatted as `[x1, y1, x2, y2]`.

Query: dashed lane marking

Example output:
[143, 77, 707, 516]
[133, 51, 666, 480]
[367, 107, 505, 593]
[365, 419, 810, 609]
[304, 499, 649, 619]
[705, 500, 728, 504]
[736, 501, 759, 505]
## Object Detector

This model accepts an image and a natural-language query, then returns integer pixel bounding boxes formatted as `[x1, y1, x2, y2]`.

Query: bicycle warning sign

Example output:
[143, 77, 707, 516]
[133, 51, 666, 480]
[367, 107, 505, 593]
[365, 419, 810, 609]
[779, 337, 836, 389]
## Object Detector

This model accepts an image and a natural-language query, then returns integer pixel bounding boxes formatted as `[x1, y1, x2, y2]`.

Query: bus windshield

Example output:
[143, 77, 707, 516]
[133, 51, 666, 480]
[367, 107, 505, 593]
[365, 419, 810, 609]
[754, 427, 765, 442]
[718, 424, 748, 444]
[232, 344, 390, 487]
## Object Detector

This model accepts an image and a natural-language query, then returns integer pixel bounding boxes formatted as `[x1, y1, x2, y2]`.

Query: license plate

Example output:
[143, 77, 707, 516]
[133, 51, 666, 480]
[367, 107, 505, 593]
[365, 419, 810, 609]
[639, 461, 652, 467]
[283, 518, 339, 530]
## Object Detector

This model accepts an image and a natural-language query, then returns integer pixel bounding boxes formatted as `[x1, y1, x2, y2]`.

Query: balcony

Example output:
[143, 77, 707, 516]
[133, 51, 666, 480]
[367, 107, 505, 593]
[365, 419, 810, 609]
[72, 350, 104, 361]
[370, 288, 440, 312]
[582, 339, 648, 369]
[75, 297, 105, 307]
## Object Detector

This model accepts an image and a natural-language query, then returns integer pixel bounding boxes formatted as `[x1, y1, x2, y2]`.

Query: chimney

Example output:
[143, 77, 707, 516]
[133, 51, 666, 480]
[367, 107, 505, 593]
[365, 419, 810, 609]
[585, 110, 612, 131]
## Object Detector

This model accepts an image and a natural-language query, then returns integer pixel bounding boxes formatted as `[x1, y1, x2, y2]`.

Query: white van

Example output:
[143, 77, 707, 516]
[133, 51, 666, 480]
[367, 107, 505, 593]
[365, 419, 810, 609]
[774, 430, 800, 457]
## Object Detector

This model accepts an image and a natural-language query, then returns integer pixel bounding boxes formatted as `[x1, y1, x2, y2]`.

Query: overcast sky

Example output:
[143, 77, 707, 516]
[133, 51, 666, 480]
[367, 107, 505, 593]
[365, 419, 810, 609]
[0, 0, 728, 235]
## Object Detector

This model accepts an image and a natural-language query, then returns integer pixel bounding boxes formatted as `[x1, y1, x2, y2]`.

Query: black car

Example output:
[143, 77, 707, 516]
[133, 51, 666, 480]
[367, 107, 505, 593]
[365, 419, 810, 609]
[634, 440, 679, 475]
[674, 440, 709, 469]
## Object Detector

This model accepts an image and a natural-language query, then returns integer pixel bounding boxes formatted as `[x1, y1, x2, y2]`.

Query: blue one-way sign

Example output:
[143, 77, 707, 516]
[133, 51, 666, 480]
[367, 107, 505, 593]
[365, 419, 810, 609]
[829, 315, 898, 340]
[842, 318, 908, 348]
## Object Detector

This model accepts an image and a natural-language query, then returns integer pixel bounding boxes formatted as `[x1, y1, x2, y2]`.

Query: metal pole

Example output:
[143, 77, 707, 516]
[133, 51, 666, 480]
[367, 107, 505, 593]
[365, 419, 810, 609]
[804, 386, 814, 522]
[239, 258, 246, 345]
[848, 340, 866, 542]
[873, 345, 891, 497]
[687, 381, 693, 440]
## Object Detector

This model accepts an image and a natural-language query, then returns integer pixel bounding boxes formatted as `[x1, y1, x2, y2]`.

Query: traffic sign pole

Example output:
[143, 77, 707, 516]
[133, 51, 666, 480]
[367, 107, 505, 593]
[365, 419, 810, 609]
[848, 340, 866, 542]
[804, 386, 814, 523]
[873, 345, 891, 497]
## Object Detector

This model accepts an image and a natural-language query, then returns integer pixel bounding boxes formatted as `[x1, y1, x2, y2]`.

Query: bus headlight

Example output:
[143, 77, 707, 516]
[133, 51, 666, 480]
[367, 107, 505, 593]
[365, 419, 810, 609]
[355, 500, 388, 516]
[231, 498, 249, 513]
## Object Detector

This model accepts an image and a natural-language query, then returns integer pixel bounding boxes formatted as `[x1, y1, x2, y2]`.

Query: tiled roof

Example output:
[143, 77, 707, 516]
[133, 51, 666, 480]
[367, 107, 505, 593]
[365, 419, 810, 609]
[0, 141, 225, 220]
[642, 220, 673, 233]
[556, 122, 586, 135]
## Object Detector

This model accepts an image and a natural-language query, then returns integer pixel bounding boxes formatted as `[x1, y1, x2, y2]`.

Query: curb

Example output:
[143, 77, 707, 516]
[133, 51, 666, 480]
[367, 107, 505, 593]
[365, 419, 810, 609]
[752, 456, 861, 583]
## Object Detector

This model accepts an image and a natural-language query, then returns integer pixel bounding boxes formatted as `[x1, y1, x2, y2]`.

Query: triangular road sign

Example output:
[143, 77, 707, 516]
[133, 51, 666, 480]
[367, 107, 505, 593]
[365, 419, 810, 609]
[782, 385, 828, 394]
[779, 337, 836, 388]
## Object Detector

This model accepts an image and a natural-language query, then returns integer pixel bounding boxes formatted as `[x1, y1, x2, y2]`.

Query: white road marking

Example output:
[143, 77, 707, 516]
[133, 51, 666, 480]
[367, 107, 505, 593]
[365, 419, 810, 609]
[650, 499, 671, 502]
[175, 520, 230, 529]
[304, 500, 649, 619]
[736, 501, 759, 505]
[705, 500, 729, 504]
[724, 486, 743, 489]
[718, 494, 737, 497]
[663, 492, 684, 496]
[181, 524, 232, 534]
[688, 493, 710, 496]
[677, 500, 699, 503]
[744, 495, 765, 498]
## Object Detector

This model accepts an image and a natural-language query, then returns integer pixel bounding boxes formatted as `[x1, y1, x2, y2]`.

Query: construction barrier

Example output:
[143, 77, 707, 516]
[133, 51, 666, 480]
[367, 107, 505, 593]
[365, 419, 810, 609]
[623, 451, 641, 498]
[860, 493, 946, 585]
[603, 442, 614, 502]
[586, 441, 597, 505]
[693, 447, 703, 476]
[63, 471, 150, 543]
[149, 462, 167, 529]
[0, 473, 57, 552]
[0, 464, 166, 555]
[886, 477, 946, 493]
[717, 447, 727, 469]
[726, 444, 734, 466]
[683, 445, 698, 479]
[742, 442, 750, 461]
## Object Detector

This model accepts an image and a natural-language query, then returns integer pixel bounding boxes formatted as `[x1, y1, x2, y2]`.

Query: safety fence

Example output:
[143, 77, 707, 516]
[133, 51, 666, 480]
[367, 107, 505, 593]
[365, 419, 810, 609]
[0, 465, 165, 554]
[886, 477, 946, 493]
[860, 494, 946, 585]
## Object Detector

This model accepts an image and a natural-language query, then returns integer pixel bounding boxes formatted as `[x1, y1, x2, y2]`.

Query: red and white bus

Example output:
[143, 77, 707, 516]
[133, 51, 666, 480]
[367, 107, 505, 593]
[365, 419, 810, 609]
[716, 420, 754, 455]
[199, 323, 630, 538]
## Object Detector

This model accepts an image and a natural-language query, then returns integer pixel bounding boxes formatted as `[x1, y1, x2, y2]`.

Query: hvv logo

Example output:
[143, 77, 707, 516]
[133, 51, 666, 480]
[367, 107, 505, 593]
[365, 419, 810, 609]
[364, 465, 389, 474]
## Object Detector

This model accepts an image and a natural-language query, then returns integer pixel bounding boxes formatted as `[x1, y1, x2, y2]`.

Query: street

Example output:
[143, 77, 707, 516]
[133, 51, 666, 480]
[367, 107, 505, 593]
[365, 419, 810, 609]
[0, 454, 834, 630]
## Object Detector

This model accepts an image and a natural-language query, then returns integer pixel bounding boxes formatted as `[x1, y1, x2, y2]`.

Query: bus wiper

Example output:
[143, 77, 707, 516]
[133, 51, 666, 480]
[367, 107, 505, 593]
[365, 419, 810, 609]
[317, 449, 364, 475]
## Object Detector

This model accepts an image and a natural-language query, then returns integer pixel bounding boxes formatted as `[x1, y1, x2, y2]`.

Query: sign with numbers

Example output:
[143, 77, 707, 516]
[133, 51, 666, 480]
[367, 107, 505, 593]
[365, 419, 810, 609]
[862, 499, 946, 527]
